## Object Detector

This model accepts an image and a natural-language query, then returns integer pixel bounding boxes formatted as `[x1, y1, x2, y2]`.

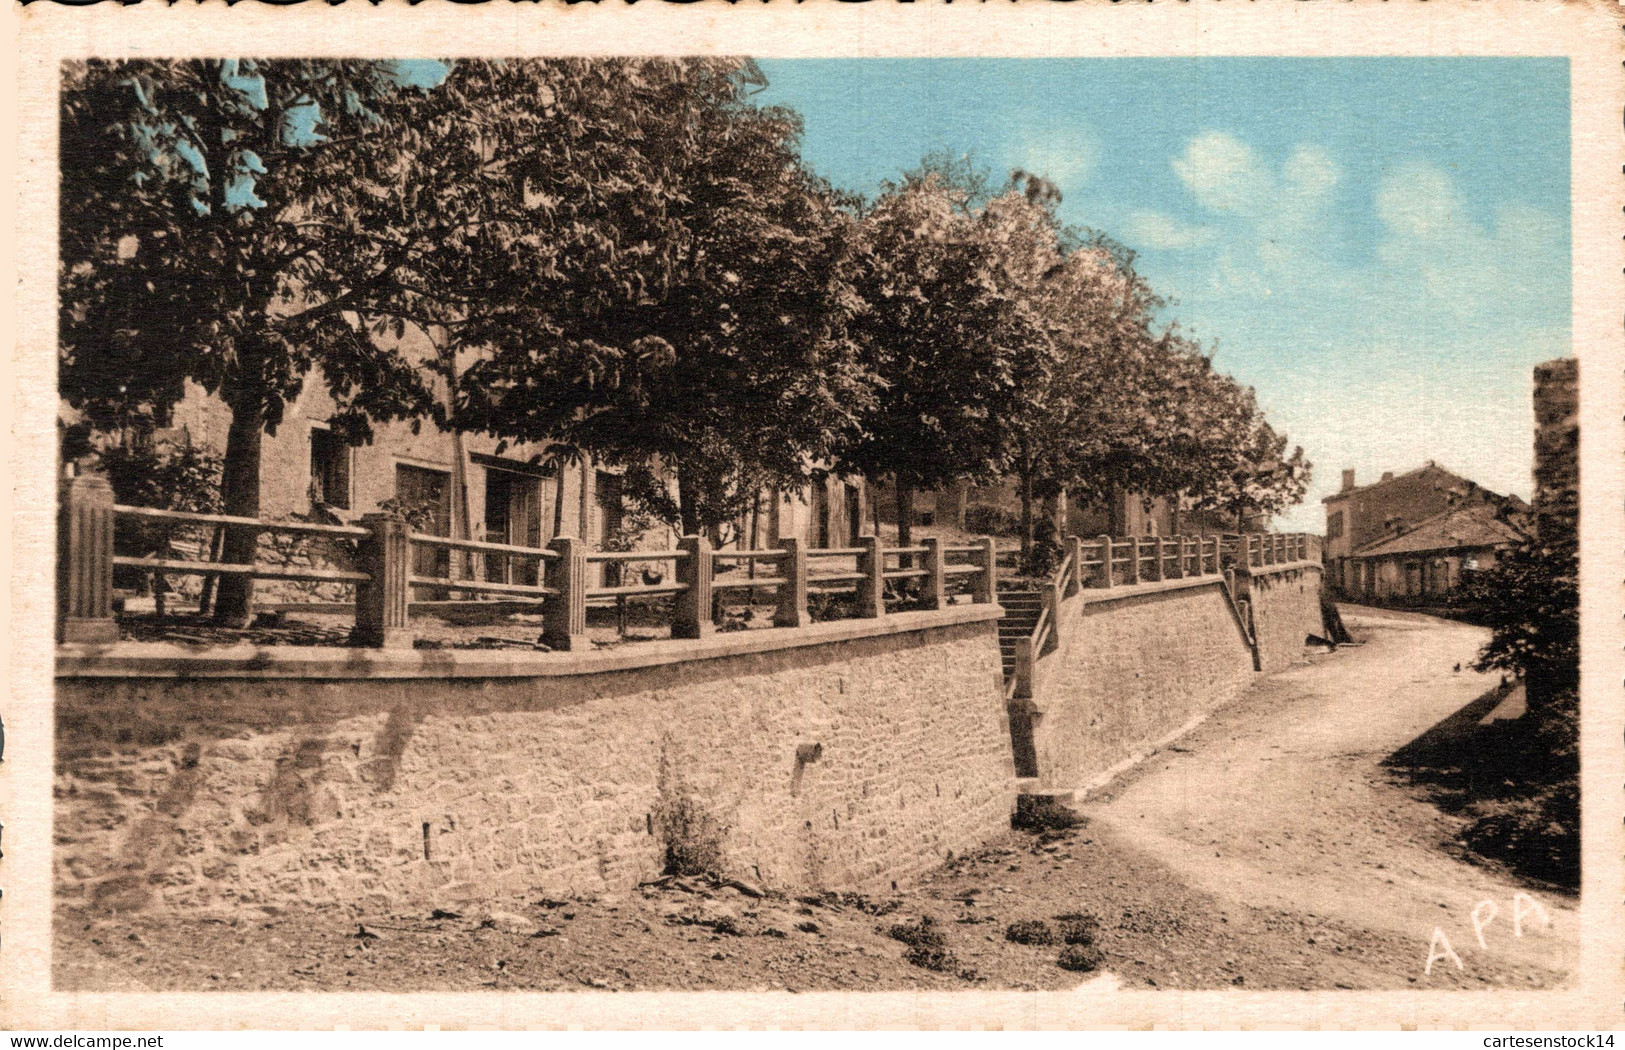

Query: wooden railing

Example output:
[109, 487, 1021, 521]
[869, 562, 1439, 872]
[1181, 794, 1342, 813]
[1005, 531, 1318, 700]
[56, 473, 1001, 650]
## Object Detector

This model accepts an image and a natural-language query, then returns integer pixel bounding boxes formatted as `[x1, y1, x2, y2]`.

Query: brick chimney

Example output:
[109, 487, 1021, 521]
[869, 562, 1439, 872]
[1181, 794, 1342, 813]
[1340, 469, 1355, 492]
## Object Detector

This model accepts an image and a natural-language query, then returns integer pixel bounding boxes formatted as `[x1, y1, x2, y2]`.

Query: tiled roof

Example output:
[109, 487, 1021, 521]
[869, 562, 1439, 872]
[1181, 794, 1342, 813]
[1322, 461, 1466, 504]
[1352, 503, 1529, 558]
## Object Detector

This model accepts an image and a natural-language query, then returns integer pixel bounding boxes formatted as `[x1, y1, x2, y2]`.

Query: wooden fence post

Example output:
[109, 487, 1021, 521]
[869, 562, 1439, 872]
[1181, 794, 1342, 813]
[1096, 535, 1113, 587]
[921, 536, 947, 611]
[672, 535, 714, 639]
[543, 534, 589, 651]
[58, 471, 119, 644]
[354, 513, 414, 649]
[855, 534, 885, 617]
[973, 536, 997, 604]
[774, 536, 809, 628]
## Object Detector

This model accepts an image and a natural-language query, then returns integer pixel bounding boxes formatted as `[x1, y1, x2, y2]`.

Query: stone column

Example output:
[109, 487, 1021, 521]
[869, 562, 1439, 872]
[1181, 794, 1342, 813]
[1127, 537, 1142, 585]
[1095, 535, 1113, 588]
[773, 536, 810, 628]
[855, 535, 885, 618]
[672, 534, 713, 639]
[921, 536, 947, 611]
[972, 537, 997, 605]
[543, 534, 589, 651]
[57, 472, 119, 644]
[353, 513, 414, 649]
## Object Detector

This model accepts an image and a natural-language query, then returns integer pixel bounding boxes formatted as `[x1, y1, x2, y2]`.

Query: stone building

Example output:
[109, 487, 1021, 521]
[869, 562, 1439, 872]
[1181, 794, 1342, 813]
[1321, 461, 1524, 594]
[61, 321, 870, 605]
[1532, 357, 1578, 541]
[1339, 501, 1529, 599]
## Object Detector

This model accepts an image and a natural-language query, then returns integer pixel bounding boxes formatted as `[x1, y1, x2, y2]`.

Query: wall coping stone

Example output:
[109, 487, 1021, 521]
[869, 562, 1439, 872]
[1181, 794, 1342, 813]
[1077, 574, 1227, 605]
[56, 603, 1004, 680]
[1233, 559, 1324, 579]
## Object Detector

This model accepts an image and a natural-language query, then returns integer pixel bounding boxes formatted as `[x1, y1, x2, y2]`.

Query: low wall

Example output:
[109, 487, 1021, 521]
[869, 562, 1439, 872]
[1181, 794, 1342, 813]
[1027, 578, 1257, 790]
[1241, 562, 1326, 673]
[55, 608, 1014, 915]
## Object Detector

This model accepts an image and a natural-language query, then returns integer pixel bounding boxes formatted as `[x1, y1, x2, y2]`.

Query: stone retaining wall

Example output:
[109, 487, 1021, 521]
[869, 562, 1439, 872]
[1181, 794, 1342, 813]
[55, 610, 1013, 915]
[1028, 579, 1257, 790]
[1243, 562, 1326, 673]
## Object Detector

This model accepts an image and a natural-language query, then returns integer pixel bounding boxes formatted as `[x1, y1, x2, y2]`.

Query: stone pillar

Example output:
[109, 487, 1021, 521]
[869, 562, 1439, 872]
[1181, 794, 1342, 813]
[672, 534, 714, 639]
[774, 536, 809, 628]
[353, 513, 414, 649]
[57, 472, 119, 644]
[1168, 537, 1185, 579]
[1013, 636, 1037, 700]
[1065, 536, 1083, 597]
[1127, 537, 1142, 585]
[972, 536, 998, 604]
[1095, 535, 1113, 588]
[854, 534, 885, 618]
[1146, 538, 1164, 582]
[543, 534, 589, 651]
[921, 536, 947, 611]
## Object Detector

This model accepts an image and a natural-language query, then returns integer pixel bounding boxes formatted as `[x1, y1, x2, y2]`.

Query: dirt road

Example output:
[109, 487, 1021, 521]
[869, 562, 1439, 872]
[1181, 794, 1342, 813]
[56, 607, 1575, 992]
[1078, 605, 1576, 987]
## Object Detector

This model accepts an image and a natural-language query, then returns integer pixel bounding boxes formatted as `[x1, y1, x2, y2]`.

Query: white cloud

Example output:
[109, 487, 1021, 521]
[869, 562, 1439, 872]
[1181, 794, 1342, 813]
[1172, 131, 1264, 214]
[1372, 161, 1566, 328]
[1008, 129, 1098, 191]
[1124, 210, 1216, 251]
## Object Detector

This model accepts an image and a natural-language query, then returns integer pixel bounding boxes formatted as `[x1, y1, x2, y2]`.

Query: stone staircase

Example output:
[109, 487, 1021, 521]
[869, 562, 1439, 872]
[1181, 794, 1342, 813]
[996, 587, 1044, 687]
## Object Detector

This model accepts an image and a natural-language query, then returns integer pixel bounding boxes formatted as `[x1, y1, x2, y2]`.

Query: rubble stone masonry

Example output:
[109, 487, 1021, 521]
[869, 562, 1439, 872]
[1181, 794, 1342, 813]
[1028, 563, 1323, 790]
[55, 613, 1013, 915]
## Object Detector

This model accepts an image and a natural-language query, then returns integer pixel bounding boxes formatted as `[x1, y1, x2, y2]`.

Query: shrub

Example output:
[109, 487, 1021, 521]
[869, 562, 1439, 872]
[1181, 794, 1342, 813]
[964, 503, 1021, 536]
[1004, 920, 1055, 946]
[1055, 913, 1099, 946]
[887, 915, 946, 949]
[656, 794, 727, 878]
[1057, 944, 1105, 973]
[1012, 794, 1084, 832]
[904, 943, 959, 972]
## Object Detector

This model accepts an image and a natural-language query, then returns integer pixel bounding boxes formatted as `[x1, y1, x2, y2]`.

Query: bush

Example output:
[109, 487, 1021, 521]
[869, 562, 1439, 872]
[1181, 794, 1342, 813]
[964, 503, 1021, 536]
[889, 916, 958, 972]
[1012, 794, 1084, 833]
[1004, 920, 1055, 946]
[1459, 540, 1578, 701]
[1057, 944, 1105, 973]
[1055, 913, 1099, 946]
[656, 794, 727, 878]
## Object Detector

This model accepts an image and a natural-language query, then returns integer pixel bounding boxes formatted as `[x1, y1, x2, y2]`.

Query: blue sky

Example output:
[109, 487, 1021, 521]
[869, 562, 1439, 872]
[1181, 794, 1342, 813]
[755, 58, 1571, 532]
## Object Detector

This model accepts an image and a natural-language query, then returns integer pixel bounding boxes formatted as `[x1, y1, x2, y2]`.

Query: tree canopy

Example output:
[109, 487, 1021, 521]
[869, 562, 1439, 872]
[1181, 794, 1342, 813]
[61, 57, 1313, 600]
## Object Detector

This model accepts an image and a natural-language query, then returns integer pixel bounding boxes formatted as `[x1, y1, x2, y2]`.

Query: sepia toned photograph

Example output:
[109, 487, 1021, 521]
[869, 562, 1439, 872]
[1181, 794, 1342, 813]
[9, 0, 1621, 1033]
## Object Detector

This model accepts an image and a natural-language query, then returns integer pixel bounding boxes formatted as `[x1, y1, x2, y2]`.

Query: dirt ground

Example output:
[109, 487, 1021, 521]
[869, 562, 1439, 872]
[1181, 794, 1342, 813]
[55, 606, 1575, 993]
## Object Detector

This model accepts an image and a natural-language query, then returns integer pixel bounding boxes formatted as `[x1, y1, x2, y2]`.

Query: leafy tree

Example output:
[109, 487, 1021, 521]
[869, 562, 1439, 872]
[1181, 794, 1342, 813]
[59, 59, 441, 624]
[448, 59, 873, 537]
[1461, 538, 1578, 706]
[841, 172, 1039, 548]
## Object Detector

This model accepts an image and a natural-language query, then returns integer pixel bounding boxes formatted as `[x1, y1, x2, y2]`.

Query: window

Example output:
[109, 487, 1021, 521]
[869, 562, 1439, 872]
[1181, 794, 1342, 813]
[309, 426, 351, 509]
[1326, 509, 1344, 540]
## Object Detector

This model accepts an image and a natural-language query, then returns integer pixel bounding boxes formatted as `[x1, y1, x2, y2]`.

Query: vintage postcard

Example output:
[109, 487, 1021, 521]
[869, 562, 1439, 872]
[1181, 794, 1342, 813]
[5, 0, 1622, 1032]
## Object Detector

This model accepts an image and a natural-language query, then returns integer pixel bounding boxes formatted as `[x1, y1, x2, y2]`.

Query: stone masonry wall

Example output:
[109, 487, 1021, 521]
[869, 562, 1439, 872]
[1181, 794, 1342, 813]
[55, 621, 1013, 916]
[1243, 564, 1325, 673]
[1029, 581, 1256, 791]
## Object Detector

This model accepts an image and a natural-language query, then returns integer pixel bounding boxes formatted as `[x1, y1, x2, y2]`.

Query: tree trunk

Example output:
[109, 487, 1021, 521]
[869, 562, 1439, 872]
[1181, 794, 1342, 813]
[552, 465, 567, 539]
[212, 396, 266, 626]
[1108, 485, 1127, 536]
[1017, 438, 1035, 563]
[894, 479, 914, 549]
[677, 468, 701, 538]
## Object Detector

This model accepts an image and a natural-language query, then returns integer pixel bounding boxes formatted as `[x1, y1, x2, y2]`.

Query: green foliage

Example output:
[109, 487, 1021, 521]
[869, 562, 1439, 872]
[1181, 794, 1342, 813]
[1004, 919, 1056, 946]
[964, 503, 1021, 537]
[1460, 539, 1578, 695]
[444, 59, 874, 536]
